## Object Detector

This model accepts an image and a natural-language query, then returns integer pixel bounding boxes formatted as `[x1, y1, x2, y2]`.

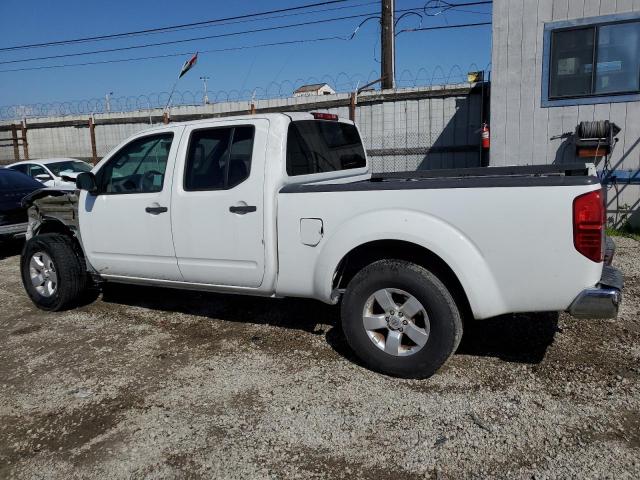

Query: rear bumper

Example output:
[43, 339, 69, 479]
[568, 265, 624, 319]
[0, 222, 28, 237]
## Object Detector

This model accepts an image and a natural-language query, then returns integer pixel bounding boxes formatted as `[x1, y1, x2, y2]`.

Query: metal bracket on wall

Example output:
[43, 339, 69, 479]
[602, 170, 640, 185]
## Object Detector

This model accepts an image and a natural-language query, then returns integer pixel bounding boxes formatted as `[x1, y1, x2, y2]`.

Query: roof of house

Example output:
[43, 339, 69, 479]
[293, 83, 332, 93]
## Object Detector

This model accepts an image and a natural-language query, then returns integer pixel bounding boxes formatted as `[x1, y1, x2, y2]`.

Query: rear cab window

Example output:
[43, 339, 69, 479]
[286, 120, 366, 176]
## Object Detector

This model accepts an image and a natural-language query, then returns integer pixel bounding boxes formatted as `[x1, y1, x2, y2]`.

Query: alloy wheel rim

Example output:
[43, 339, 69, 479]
[362, 288, 430, 357]
[29, 251, 58, 298]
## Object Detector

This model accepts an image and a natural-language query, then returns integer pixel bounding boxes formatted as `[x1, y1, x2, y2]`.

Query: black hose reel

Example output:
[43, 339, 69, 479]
[574, 120, 621, 161]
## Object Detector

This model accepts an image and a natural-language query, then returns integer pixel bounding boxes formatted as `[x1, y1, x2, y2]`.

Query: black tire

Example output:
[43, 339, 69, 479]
[341, 259, 463, 379]
[21, 233, 90, 311]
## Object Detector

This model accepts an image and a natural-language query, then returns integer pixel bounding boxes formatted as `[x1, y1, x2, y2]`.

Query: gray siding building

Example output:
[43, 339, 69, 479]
[490, 0, 640, 227]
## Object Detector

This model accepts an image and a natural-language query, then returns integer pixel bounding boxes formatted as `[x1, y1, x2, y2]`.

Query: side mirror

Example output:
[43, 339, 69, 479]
[76, 172, 98, 193]
[35, 173, 52, 182]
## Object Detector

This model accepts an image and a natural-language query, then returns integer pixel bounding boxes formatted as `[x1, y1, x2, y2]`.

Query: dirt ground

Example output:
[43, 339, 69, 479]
[0, 237, 638, 479]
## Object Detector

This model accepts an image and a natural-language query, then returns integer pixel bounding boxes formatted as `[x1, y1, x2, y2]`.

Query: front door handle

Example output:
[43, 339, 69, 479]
[229, 205, 257, 214]
[145, 205, 168, 215]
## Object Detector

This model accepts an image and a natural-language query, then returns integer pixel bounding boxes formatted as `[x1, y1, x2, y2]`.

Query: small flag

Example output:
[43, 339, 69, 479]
[179, 52, 198, 78]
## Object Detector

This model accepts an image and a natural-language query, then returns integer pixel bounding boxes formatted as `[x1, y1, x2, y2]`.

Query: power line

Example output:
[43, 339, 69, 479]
[1, 1, 382, 53]
[423, 0, 492, 15]
[0, 0, 357, 53]
[400, 20, 491, 33]
[0, 1, 492, 56]
[0, 36, 345, 74]
[121, 1, 381, 39]
[0, 10, 394, 65]
[1, 5, 444, 66]
[0, 21, 492, 74]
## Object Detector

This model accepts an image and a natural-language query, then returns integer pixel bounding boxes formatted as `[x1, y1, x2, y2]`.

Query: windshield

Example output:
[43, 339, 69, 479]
[47, 160, 92, 176]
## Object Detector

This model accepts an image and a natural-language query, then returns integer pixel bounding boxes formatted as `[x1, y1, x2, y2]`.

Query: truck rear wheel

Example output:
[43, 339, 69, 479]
[21, 233, 90, 311]
[341, 259, 462, 379]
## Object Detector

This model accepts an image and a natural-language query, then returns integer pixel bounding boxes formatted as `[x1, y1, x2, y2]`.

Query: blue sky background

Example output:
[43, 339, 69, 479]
[0, 0, 492, 107]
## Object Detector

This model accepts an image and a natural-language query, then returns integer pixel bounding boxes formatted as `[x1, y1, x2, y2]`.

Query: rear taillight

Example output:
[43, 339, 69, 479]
[573, 190, 605, 262]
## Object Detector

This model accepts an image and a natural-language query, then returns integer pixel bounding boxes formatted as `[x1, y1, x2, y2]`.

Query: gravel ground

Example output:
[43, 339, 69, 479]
[0, 237, 638, 479]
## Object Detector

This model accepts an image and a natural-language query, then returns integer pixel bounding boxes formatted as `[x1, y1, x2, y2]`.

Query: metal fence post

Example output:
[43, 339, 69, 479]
[89, 116, 98, 164]
[20, 119, 29, 160]
[11, 124, 20, 161]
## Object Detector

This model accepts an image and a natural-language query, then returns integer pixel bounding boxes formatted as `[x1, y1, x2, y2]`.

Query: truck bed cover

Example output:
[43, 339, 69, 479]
[281, 163, 598, 193]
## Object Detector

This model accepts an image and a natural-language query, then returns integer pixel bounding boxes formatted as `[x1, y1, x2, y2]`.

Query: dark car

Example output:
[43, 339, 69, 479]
[0, 168, 43, 241]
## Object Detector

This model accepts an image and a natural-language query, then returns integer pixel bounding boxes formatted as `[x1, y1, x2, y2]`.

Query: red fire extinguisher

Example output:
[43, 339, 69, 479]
[481, 123, 490, 149]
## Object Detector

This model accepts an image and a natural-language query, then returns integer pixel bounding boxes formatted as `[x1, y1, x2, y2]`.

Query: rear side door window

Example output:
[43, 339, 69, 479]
[184, 126, 255, 191]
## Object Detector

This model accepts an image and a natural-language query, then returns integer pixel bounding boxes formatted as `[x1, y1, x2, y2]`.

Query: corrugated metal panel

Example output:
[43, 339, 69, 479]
[491, 0, 640, 223]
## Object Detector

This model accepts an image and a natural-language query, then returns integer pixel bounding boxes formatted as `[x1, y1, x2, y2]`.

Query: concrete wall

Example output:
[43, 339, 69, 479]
[491, 0, 640, 227]
[0, 84, 486, 173]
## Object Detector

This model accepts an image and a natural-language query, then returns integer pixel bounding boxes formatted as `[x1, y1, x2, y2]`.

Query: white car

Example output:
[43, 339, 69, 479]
[6, 158, 92, 188]
[19, 113, 623, 379]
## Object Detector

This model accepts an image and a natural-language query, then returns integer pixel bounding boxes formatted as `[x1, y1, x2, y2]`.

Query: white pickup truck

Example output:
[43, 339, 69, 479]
[20, 112, 623, 378]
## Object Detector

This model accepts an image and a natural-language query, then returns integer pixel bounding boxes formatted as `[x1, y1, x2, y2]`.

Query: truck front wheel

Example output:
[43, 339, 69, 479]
[341, 259, 462, 379]
[21, 233, 91, 311]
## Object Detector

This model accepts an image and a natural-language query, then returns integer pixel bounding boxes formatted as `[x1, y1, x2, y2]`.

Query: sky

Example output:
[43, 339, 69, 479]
[0, 0, 492, 108]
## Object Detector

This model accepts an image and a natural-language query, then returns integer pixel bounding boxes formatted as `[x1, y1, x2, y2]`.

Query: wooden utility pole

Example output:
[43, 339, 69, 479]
[349, 92, 357, 121]
[20, 120, 29, 160]
[88, 116, 98, 165]
[11, 124, 20, 161]
[381, 0, 395, 89]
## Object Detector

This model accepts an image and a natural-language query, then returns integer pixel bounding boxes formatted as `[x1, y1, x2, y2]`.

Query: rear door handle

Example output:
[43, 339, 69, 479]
[229, 205, 257, 214]
[145, 205, 168, 215]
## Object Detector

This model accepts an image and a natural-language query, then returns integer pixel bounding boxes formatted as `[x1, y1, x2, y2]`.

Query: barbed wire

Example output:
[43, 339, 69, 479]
[0, 64, 491, 121]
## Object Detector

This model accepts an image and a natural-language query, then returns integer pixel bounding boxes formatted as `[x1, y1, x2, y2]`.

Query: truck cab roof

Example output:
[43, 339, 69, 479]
[141, 112, 354, 134]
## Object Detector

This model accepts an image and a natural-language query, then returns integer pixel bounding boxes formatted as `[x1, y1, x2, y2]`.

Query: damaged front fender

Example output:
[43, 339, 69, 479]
[22, 188, 79, 240]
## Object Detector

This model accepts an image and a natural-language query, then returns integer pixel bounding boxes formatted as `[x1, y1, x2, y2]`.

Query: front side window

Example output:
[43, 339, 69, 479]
[549, 19, 640, 100]
[184, 126, 254, 191]
[98, 133, 173, 194]
[286, 120, 366, 176]
[28, 165, 51, 180]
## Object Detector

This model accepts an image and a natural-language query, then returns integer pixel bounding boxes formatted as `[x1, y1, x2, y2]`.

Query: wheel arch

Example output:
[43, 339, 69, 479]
[21, 231, 93, 311]
[35, 217, 75, 237]
[31, 217, 88, 269]
[313, 209, 507, 319]
[332, 239, 473, 319]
